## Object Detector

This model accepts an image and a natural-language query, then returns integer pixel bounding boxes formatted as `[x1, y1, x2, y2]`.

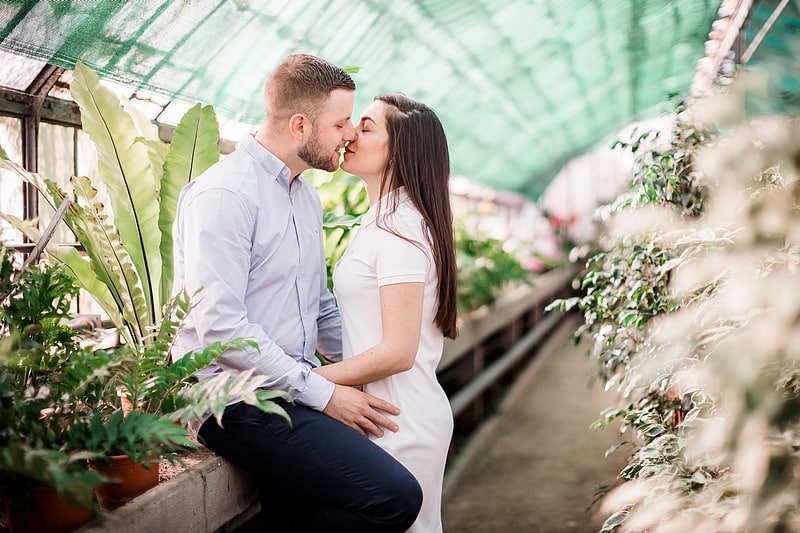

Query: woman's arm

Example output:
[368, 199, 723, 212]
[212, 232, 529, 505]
[313, 282, 424, 386]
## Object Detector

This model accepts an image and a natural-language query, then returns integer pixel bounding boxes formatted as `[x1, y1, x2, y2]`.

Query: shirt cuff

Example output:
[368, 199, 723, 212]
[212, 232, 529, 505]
[295, 370, 335, 411]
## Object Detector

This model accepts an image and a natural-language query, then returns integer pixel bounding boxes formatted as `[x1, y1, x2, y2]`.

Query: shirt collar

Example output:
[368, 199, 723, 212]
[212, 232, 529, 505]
[361, 186, 411, 226]
[239, 134, 298, 190]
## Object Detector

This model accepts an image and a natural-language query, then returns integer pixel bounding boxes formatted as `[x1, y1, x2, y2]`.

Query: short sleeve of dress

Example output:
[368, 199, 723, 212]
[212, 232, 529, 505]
[374, 211, 430, 287]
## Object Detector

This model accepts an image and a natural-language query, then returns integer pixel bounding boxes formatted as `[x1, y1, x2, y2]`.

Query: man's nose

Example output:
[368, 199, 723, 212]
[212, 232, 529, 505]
[343, 122, 356, 141]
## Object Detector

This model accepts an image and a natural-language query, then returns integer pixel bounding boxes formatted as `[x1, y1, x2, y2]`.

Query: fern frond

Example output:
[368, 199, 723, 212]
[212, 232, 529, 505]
[66, 410, 194, 465]
[68, 176, 151, 344]
[58, 350, 120, 406]
[167, 369, 290, 427]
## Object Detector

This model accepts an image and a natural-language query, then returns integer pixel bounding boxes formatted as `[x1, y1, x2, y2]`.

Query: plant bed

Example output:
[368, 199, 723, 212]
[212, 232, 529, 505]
[159, 448, 217, 484]
[75, 449, 259, 533]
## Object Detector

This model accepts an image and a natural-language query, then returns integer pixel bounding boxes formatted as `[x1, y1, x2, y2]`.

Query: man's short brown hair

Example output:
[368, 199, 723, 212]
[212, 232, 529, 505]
[265, 54, 355, 123]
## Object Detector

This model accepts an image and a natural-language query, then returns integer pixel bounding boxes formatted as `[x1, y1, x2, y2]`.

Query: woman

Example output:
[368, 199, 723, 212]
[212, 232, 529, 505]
[313, 93, 458, 533]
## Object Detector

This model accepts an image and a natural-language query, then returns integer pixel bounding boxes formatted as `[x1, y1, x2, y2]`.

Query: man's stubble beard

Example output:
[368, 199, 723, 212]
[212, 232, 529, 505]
[298, 131, 338, 173]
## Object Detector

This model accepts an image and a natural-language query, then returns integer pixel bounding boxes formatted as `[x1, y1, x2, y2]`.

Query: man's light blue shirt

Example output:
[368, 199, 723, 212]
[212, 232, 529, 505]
[172, 134, 341, 411]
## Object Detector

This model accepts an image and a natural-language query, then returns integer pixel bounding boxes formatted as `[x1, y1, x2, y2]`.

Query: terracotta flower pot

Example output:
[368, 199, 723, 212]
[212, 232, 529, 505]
[4, 484, 93, 533]
[88, 454, 160, 510]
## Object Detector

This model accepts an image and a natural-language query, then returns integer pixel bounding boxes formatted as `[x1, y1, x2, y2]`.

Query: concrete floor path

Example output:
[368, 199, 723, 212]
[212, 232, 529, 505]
[441, 316, 630, 533]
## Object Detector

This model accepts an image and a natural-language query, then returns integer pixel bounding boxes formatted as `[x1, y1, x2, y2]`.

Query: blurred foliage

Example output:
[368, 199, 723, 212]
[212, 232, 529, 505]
[454, 226, 532, 314]
[306, 168, 369, 292]
[552, 75, 800, 532]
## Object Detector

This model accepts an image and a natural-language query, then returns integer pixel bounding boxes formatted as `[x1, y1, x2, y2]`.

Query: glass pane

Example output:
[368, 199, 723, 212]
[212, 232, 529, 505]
[38, 121, 77, 245]
[75, 129, 99, 179]
[0, 115, 23, 243]
[0, 49, 47, 91]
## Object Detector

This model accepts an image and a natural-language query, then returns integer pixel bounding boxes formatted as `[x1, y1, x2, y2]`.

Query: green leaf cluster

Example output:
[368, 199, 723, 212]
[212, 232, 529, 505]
[66, 410, 194, 465]
[1, 250, 113, 508]
[575, 93, 800, 530]
[0, 61, 221, 348]
[553, 107, 719, 531]
[1, 248, 290, 508]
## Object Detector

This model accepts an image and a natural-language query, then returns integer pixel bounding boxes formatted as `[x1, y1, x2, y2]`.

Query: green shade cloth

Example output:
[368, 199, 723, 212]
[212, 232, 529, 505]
[745, 0, 800, 116]
[0, 0, 723, 197]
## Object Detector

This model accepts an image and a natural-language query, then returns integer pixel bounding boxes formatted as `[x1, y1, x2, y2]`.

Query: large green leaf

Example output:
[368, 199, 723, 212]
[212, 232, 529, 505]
[49, 246, 131, 344]
[123, 93, 170, 198]
[66, 176, 150, 344]
[158, 103, 219, 301]
[31, 171, 150, 344]
[70, 61, 162, 325]
[0, 157, 137, 342]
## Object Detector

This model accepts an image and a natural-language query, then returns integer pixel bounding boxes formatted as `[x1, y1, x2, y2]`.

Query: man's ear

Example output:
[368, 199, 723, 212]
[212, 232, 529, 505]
[288, 113, 309, 142]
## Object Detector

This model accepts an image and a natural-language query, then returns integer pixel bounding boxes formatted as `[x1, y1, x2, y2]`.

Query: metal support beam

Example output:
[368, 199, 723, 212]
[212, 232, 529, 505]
[22, 112, 38, 219]
[742, 0, 790, 65]
[5, 65, 69, 224]
[0, 87, 82, 126]
[26, 64, 65, 97]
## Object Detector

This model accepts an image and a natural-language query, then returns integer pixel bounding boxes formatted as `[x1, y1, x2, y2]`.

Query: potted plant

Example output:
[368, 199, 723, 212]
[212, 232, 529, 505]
[0, 244, 288, 522]
[0, 247, 110, 531]
[63, 290, 290, 510]
[66, 409, 189, 511]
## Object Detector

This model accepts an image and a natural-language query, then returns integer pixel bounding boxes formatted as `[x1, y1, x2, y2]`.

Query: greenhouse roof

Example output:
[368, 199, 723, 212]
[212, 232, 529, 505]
[0, 1, 793, 198]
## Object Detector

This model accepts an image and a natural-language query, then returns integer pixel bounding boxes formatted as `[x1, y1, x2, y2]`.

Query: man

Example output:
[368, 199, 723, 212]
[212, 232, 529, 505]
[172, 54, 422, 532]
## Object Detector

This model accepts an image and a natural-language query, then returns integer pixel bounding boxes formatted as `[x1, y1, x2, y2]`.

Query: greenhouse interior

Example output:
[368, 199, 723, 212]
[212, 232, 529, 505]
[1, 0, 799, 532]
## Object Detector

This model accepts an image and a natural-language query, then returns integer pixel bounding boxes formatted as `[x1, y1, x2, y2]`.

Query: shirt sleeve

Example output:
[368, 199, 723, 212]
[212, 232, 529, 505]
[374, 214, 430, 287]
[179, 187, 334, 410]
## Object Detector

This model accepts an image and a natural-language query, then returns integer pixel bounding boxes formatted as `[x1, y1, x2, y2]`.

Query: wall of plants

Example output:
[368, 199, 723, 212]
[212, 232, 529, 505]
[553, 80, 800, 531]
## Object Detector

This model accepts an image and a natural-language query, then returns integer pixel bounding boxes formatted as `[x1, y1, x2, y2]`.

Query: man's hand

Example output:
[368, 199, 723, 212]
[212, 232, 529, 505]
[323, 384, 400, 438]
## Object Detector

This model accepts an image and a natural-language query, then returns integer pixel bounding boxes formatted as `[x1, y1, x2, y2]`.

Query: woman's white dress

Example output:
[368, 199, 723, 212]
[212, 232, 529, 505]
[334, 188, 454, 533]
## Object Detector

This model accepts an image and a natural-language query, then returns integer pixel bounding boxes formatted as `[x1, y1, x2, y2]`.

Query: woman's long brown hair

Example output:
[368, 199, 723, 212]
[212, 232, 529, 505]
[374, 93, 458, 339]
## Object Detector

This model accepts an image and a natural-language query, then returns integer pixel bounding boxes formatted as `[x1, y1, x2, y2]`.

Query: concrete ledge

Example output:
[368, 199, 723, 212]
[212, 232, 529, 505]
[77, 456, 259, 533]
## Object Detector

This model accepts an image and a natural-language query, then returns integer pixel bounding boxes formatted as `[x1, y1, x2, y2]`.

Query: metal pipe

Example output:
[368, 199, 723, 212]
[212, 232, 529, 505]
[449, 311, 563, 418]
[21, 197, 71, 270]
